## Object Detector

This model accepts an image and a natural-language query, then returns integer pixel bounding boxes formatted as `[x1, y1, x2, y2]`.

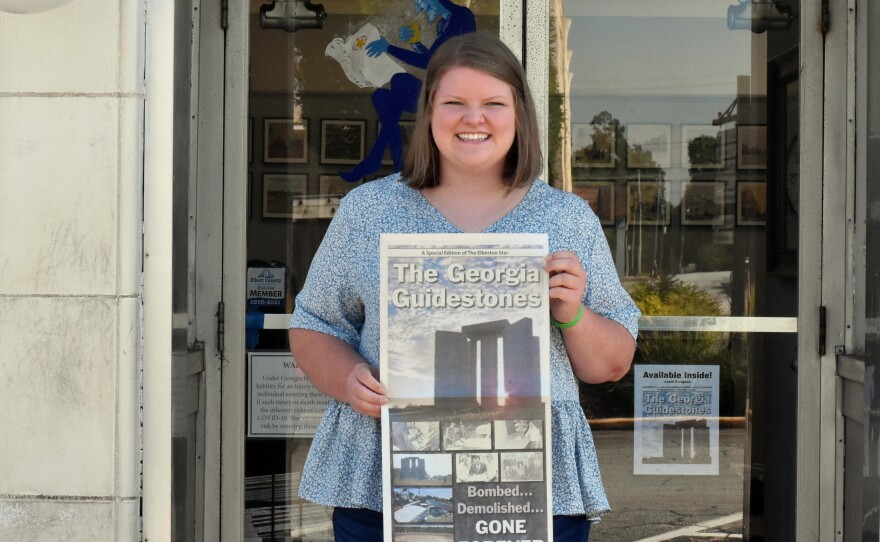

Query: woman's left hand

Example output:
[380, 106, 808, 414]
[545, 251, 586, 325]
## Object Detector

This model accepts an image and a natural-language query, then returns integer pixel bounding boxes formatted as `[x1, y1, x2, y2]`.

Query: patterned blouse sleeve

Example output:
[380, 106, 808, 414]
[580, 208, 641, 342]
[289, 194, 366, 349]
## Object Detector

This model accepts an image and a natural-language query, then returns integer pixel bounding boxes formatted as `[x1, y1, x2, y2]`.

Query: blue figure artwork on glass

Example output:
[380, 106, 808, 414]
[337, 0, 476, 182]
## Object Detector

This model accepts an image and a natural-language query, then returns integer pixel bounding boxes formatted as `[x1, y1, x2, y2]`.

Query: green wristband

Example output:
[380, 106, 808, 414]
[552, 304, 584, 329]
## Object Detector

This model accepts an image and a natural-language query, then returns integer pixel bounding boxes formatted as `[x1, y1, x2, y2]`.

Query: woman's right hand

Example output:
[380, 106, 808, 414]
[346, 362, 388, 417]
[289, 329, 389, 418]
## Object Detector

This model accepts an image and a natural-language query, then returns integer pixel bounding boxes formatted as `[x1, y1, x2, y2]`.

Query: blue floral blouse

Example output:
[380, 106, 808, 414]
[290, 174, 640, 519]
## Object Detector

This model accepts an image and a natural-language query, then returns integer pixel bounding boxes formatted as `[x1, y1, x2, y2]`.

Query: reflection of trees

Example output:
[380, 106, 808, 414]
[626, 145, 658, 169]
[688, 134, 721, 167]
[572, 111, 616, 165]
[629, 273, 728, 365]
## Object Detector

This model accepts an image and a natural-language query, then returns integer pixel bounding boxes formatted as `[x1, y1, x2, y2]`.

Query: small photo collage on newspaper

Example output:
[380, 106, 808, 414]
[388, 404, 550, 542]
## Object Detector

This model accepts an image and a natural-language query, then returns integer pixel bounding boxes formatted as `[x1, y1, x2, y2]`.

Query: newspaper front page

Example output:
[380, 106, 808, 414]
[633, 364, 720, 475]
[380, 234, 553, 542]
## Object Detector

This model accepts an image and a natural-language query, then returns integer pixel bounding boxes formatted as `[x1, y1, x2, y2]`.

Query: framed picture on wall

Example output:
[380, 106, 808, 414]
[626, 124, 671, 169]
[319, 175, 362, 219]
[681, 181, 725, 226]
[681, 125, 723, 169]
[319, 175, 362, 198]
[381, 120, 417, 165]
[264, 119, 308, 164]
[572, 181, 615, 225]
[736, 181, 767, 225]
[571, 123, 616, 168]
[262, 173, 307, 219]
[321, 119, 366, 165]
[626, 181, 670, 225]
[736, 125, 767, 170]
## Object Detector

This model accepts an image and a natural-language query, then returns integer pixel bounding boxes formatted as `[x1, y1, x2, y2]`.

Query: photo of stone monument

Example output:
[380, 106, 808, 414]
[434, 318, 541, 407]
[393, 453, 453, 485]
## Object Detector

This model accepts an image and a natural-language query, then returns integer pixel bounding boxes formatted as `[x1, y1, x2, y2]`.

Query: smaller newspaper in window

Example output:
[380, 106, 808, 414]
[633, 364, 720, 475]
[380, 233, 553, 542]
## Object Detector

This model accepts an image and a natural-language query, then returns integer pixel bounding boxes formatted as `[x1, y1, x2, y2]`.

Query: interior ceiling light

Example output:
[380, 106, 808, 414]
[260, 0, 327, 33]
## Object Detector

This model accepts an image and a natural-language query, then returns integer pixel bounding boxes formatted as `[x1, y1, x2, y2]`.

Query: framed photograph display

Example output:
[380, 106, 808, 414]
[319, 174, 361, 198]
[571, 123, 616, 168]
[736, 125, 767, 170]
[262, 173, 307, 219]
[737, 181, 767, 225]
[627, 124, 671, 169]
[572, 181, 615, 225]
[626, 181, 670, 225]
[681, 125, 723, 169]
[380, 120, 416, 165]
[248, 117, 253, 164]
[681, 181, 725, 226]
[264, 119, 308, 164]
[321, 119, 366, 165]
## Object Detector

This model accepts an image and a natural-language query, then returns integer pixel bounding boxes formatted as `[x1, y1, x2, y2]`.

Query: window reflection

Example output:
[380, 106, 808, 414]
[246, 2, 502, 539]
[550, 1, 800, 539]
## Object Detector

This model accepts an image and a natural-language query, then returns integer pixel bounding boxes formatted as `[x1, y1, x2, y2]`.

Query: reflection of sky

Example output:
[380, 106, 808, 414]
[393, 454, 451, 476]
[565, 11, 751, 96]
[386, 254, 548, 399]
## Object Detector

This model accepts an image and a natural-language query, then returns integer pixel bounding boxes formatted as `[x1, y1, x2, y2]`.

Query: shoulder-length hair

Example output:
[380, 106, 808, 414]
[402, 31, 542, 191]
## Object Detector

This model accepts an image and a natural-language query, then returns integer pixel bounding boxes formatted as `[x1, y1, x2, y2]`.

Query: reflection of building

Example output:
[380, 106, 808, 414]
[434, 318, 540, 407]
[645, 419, 712, 464]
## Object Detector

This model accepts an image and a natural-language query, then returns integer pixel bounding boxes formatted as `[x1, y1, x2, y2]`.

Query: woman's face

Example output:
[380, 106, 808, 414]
[430, 66, 516, 182]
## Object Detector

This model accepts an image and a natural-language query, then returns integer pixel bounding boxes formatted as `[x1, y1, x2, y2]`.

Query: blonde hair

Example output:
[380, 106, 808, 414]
[403, 31, 542, 190]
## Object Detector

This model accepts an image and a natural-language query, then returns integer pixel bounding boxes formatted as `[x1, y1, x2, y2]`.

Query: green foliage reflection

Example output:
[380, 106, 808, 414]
[581, 272, 741, 419]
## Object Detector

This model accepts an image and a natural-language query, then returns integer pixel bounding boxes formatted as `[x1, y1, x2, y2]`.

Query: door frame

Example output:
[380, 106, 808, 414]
[218, 0, 249, 539]
[800, 0, 846, 539]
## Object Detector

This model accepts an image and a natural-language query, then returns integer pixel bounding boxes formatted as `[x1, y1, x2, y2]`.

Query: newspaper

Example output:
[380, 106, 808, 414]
[380, 233, 553, 542]
[633, 364, 720, 475]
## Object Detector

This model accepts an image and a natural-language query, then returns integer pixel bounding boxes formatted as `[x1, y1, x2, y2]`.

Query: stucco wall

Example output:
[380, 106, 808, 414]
[0, 0, 143, 539]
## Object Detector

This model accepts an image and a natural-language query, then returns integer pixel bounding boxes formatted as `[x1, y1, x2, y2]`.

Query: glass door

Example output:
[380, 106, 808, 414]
[230, 0, 819, 540]
[242, 2, 511, 538]
[546, 1, 802, 539]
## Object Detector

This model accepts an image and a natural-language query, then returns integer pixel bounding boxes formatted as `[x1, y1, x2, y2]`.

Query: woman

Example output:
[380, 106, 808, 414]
[290, 31, 640, 542]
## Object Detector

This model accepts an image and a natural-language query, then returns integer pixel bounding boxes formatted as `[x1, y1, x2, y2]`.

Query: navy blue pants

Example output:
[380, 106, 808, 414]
[332, 507, 591, 542]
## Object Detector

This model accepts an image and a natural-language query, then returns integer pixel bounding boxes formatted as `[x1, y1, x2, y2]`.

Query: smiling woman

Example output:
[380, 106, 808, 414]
[288, 31, 640, 542]
[429, 66, 517, 182]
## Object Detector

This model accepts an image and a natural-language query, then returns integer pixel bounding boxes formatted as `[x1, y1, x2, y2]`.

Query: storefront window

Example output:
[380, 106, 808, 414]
[860, 0, 880, 537]
[547, 1, 800, 539]
[241, 0, 805, 538]
[245, 2, 502, 538]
